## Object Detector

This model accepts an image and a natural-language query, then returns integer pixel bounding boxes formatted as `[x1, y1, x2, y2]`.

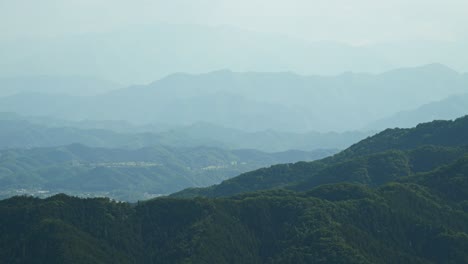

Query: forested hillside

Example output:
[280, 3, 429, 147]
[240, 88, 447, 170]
[173, 116, 468, 198]
[1, 156, 467, 263]
[0, 117, 467, 263]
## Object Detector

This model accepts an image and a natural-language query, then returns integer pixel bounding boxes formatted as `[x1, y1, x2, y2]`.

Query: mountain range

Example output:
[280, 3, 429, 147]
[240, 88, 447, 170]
[2, 24, 468, 84]
[173, 115, 468, 198]
[0, 24, 395, 84]
[1, 116, 467, 263]
[3, 12, 468, 264]
[367, 93, 468, 130]
[1, 64, 466, 132]
[0, 113, 370, 152]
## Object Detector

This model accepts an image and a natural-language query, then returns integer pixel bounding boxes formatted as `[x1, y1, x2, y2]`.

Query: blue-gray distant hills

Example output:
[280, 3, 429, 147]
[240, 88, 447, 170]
[0, 64, 466, 132]
[2, 24, 468, 84]
[0, 113, 368, 152]
[2, 115, 468, 264]
[0, 24, 392, 84]
[367, 92, 468, 130]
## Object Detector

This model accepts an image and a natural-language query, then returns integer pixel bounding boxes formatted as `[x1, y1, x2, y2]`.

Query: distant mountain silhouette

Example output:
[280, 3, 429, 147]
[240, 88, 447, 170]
[173, 115, 468, 198]
[0, 113, 368, 152]
[0, 64, 466, 132]
[367, 93, 468, 130]
[0, 24, 393, 84]
[2, 116, 468, 263]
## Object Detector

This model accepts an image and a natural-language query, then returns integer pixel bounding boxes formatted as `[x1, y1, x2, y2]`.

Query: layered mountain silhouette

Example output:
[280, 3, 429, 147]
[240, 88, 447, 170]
[173, 115, 468, 198]
[0, 24, 392, 84]
[368, 93, 468, 130]
[0, 64, 466, 132]
[0, 113, 369, 152]
[2, 24, 468, 84]
[1, 116, 467, 263]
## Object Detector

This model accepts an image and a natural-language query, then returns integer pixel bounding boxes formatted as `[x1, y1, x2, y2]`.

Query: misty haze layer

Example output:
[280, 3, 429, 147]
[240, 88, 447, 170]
[1, 64, 467, 132]
[1, 25, 468, 84]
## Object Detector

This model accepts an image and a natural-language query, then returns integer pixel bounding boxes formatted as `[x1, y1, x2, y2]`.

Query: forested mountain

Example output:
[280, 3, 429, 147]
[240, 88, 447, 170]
[173, 115, 468, 198]
[1, 117, 468, 263]
[1, 145, 467, 263]
[0, 64, 466, 132]
[0, 113, 370, 152]
[0, 144, 333, 201]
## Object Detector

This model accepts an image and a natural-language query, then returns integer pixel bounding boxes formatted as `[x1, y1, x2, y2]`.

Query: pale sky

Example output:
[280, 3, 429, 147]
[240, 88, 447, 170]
[1, 0, 467, 45]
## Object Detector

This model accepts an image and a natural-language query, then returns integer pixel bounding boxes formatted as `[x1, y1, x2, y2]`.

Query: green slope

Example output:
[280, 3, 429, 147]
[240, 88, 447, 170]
[1, 156, 467, 263]
[1, 117, 468, 263]
[173, 116, 468, 198]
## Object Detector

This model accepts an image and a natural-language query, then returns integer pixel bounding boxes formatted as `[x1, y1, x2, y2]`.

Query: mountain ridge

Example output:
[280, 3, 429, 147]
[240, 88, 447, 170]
[367, 93, 468, 130]
[1, 116, 468, 263]
[1, 154, 467, 263]
[0, 64, 466, 132]
[0, 113, 370, 152]
[173, 115, 468, 198]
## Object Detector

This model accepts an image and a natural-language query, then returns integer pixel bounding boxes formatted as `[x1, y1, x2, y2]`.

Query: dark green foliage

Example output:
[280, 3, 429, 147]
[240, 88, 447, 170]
[174, 116, 468, 198]
[173, 161, 328, 198]
[1, 161, 467, 263]
[339, 116, 468, 158]
[1, 117, 468, 263]
[402, 155, 468, 203]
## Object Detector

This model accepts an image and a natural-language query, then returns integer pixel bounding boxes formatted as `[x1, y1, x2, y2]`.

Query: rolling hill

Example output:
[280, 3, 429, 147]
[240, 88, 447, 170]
[0, 144, 334, 201]
[1, 116, 468, 263]
[1, 143, 467, 263]
[173, 115, 468, 198]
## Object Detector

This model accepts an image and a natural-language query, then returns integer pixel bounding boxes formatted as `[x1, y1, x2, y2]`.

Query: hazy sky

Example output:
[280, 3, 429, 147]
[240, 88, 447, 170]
[1, 0, 467, 45]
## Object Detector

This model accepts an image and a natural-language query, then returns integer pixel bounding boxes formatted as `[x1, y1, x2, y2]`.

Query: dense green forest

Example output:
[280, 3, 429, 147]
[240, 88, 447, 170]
[0, 116, 467, 263]
[173, 116, 468, 198]
[1, 156, 467, 263]
[0, 144, 332, 201]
